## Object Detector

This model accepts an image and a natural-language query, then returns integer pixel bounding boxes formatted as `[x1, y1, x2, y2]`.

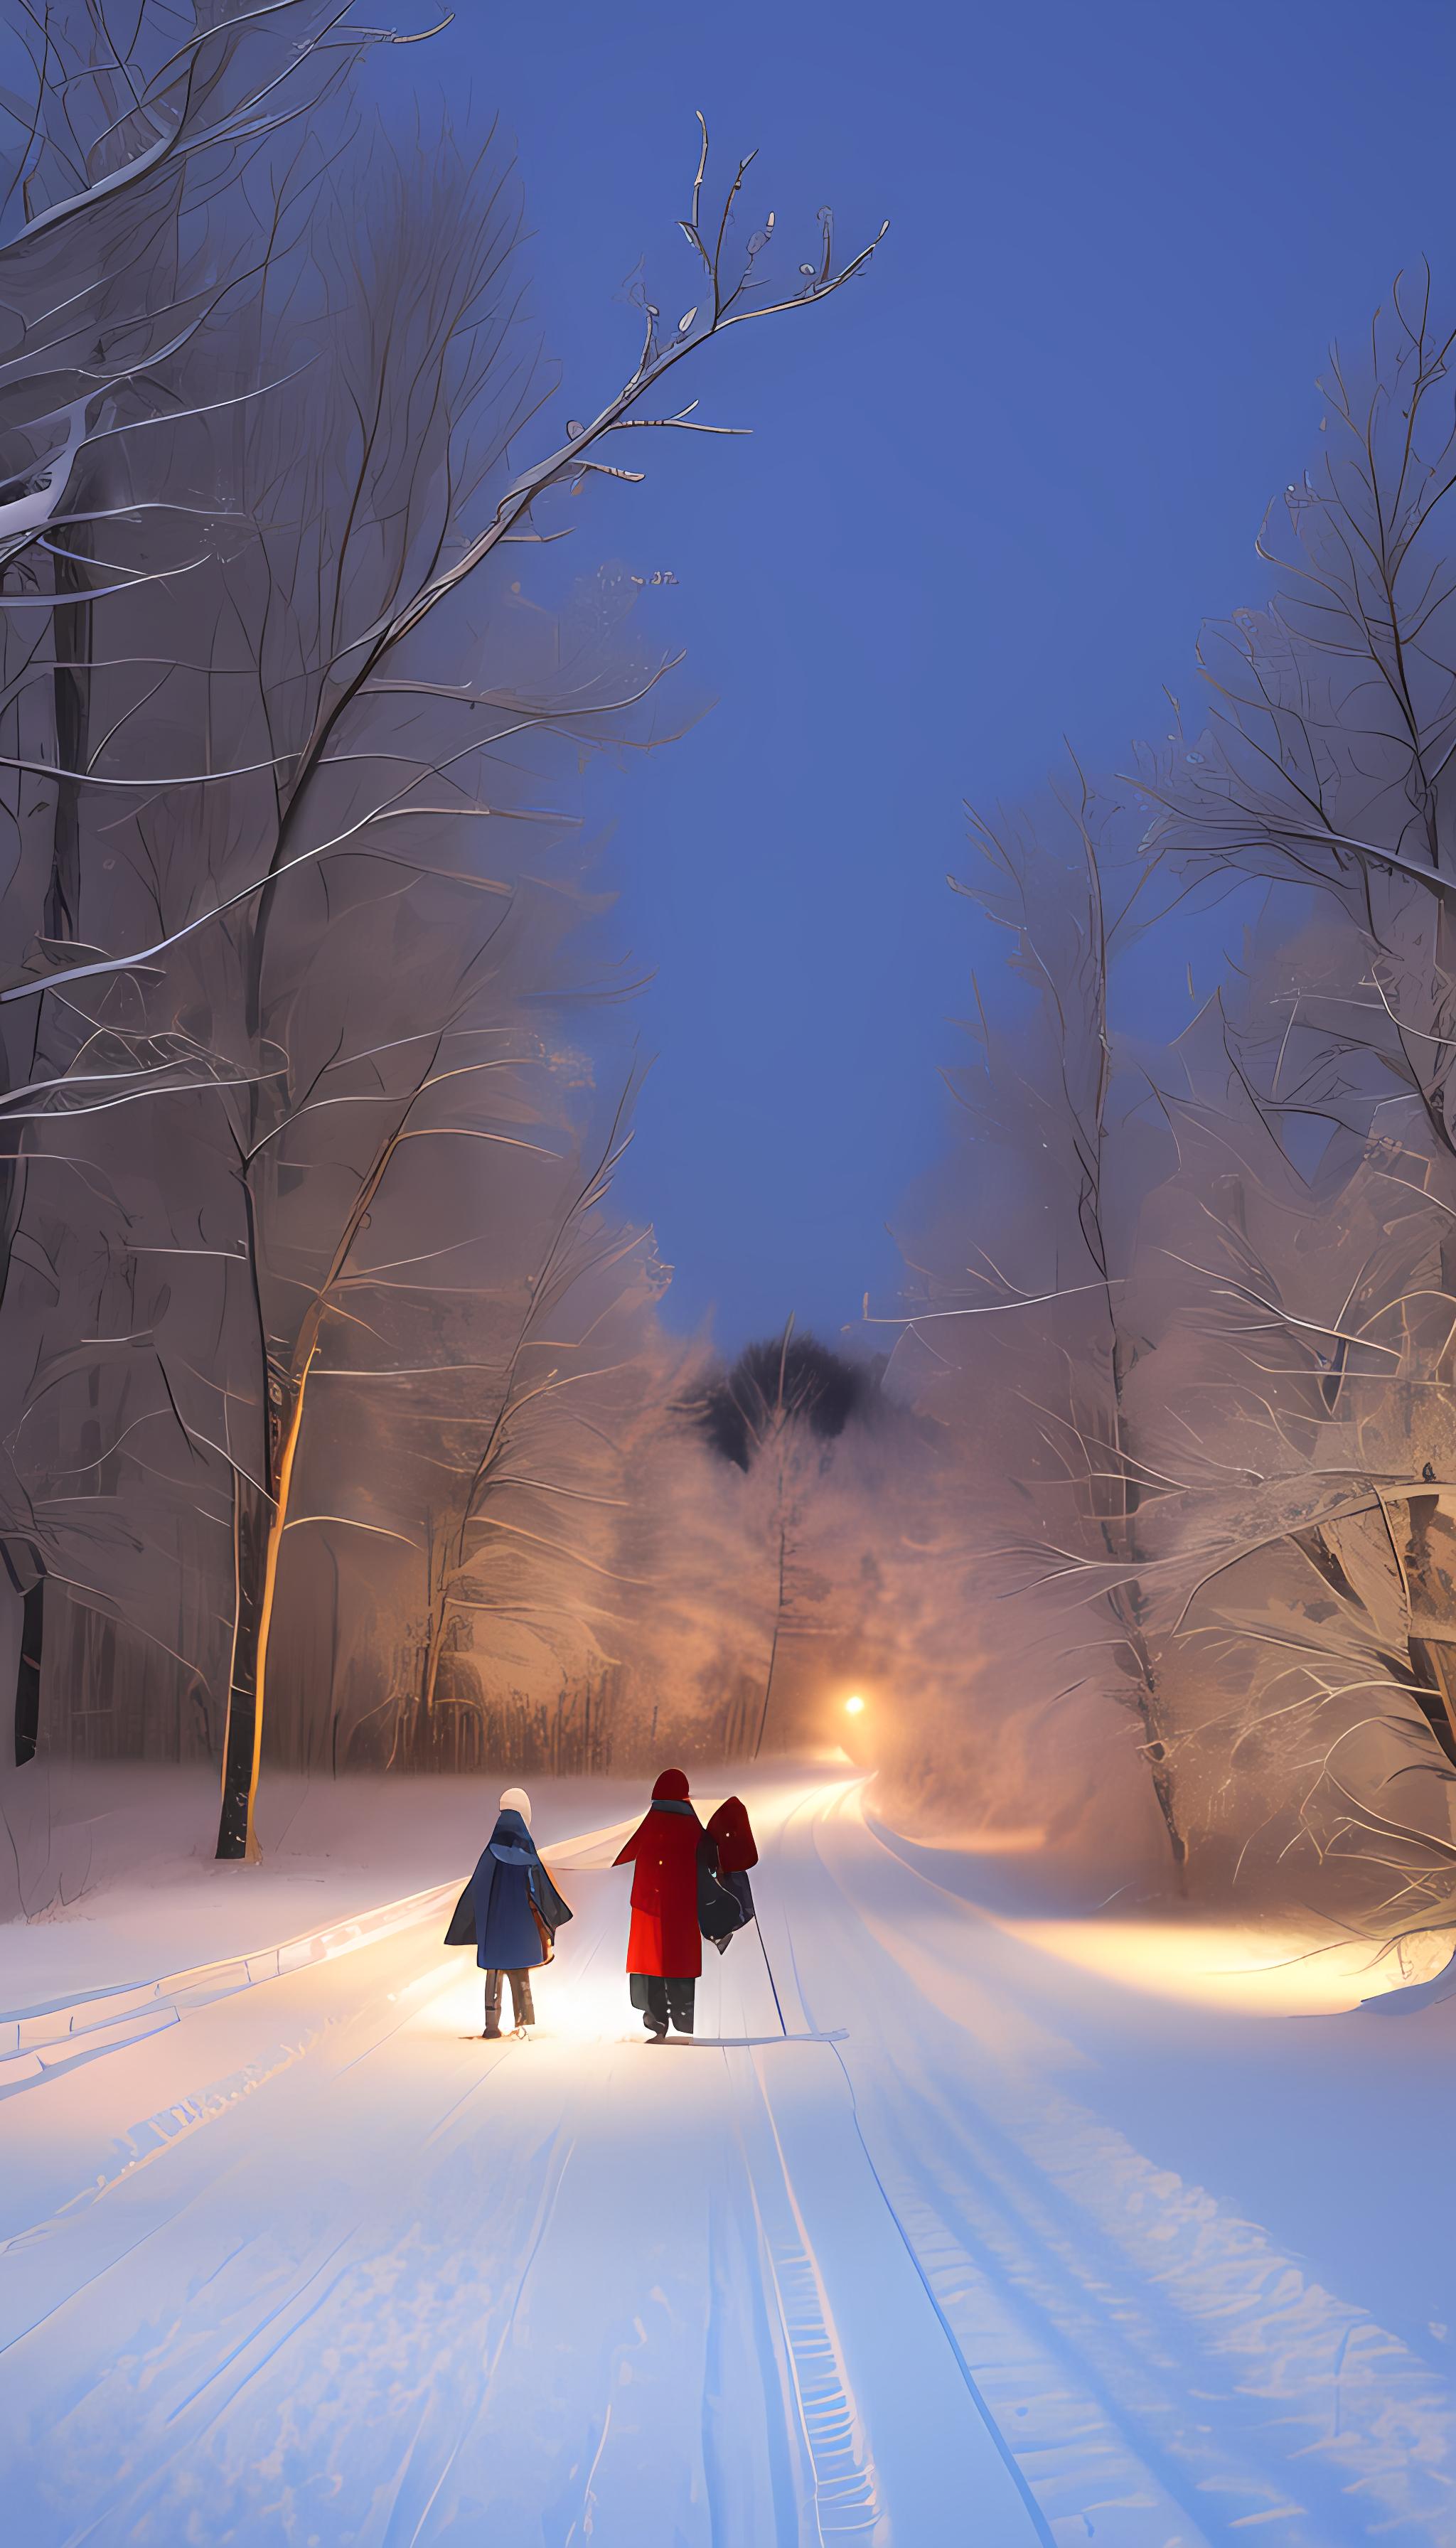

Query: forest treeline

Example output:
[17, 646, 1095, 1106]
[1, 3, 1454, 1948]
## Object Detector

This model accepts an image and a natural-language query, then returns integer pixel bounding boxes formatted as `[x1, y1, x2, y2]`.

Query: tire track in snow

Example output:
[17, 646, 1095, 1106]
[725, 2048, 882, 2540]
[793, 1783, 1456, 2547]
[750, 1789, 1048, 2545]
[703, 2126, 823, 2548]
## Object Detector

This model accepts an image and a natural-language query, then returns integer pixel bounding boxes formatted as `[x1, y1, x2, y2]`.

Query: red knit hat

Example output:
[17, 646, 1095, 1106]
[651, 1767, 690, 1802]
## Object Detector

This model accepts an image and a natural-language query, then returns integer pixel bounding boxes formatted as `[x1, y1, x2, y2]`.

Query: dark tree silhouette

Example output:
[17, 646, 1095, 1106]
[700, 1328, 867, 1472]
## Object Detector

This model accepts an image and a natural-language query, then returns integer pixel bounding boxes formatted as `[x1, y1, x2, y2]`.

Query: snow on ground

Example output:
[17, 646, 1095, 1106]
[1, 1762, 1452, 2545]
[0, 1762, 648, 2012]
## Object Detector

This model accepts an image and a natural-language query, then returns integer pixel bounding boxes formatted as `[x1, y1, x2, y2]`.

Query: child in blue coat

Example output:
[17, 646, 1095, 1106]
[444, 1786, 573, 2036]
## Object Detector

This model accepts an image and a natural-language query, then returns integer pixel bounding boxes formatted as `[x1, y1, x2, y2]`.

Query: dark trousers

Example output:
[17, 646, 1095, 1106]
[631, 1973, 695, 2035]
[484, 1968, 535, 2032]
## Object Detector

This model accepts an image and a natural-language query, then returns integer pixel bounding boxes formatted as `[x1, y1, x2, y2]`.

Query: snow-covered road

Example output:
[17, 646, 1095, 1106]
[1, 1774, 1452, 2547]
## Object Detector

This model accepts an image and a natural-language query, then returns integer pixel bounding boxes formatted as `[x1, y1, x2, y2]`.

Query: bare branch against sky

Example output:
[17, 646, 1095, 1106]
[0, 4, 887, 1863]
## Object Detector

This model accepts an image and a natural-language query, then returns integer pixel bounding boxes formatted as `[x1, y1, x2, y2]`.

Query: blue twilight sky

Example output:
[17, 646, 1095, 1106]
[427, 0, 1456, 1351]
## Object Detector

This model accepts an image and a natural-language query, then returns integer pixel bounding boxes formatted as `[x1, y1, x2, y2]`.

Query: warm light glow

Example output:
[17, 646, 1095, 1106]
[999, 1917, 1448, 2016]
[844, 1694, 865, 1715]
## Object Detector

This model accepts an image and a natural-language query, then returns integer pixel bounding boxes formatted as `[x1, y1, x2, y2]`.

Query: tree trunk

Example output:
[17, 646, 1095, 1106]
[1401, 1492, 1456, 1767]
[217, 1472, 271, 1857]
[13, 1570, 42, 1768]
[215, 1356, 312, 1860]
[1104, 1339, 1187, 1890]
[47, 530, 91, 944]
[216, 1084, 432, 1844]
[422, 1515, 454, 1718]
[1108, 1585, 1187, 1888]
[1405, 1635, 1456, 1767]
[752, 1520, 788, 1759]
[0, 542, 90, 1782]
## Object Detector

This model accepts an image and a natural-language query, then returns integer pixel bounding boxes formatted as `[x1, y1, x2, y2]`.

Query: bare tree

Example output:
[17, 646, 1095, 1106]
[0, 4, 889, 1863]
[1098, 968, 1456, 1941]
[0, 0, 384, 1799]
[402, 1071, 662, 1757]
[1108, 271, 1456, 1920]
[697, 1321, 867, 1754]
[1138, 269, 1456, 1238]
[879, 783, 1193, 1875]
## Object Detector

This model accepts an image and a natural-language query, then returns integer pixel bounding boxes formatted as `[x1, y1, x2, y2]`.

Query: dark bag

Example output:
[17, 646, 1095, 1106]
[528, 1863, 572, 1963]
[697, 1837, 747, 1949]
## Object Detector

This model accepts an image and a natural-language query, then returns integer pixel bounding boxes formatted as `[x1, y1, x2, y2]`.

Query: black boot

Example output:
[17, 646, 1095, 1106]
[665, 1976, 696, 2036]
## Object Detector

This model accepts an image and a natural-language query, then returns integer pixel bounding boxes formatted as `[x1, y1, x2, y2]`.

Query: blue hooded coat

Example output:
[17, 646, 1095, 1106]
[444, 1809, 573, 1971]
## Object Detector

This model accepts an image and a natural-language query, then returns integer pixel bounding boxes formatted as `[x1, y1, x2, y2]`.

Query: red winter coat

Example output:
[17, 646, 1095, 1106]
[615, 1769, 705, 1978]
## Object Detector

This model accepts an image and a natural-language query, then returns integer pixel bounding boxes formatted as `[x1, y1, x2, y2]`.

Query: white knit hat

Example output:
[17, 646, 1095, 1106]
[498, 1785, 532, 1825]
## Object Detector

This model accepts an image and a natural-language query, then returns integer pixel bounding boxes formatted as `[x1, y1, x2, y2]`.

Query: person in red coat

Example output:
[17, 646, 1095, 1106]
[614, 1767, 705, 2038]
